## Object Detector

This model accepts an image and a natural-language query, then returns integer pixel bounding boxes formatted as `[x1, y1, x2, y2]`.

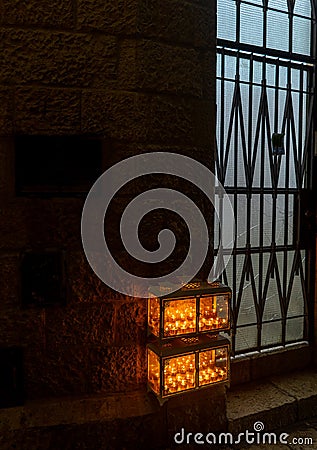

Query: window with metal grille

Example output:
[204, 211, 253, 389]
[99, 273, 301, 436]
[216, 0, 316, 355]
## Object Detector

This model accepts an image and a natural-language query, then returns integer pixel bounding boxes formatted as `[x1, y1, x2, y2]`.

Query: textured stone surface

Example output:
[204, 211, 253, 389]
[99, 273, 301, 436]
[0, 1, 74, 27]
[77, 0, 137, 34]
[136, 40, 203, 96]
[81, 90, 151, 141]
[202, 50, 216, 99]
[0, 29, 117, 87]
[0, 0, 217, 407]
[137, 0, 214, 48]
[227, 381, 297, 434]
[89, 346, 140, 392]
[25, 345, 90, 399]
[250, 345, 312, 381]
[149, 95, 195, 145]
[82, 90, 213, 146]
[0, 199, 83, 250]
[1, 372, 317, 449]
[0, 89, 13, 135]
[115, 300, 147, 345]
[231, 356, 251, 386]
[67, 251, 117, 303]
[14, 88, 81, 134]
[271, 370, 317, 421]
[45, 304, 115, 348]
[167, 385, 227, 443]
[117, 39, 137, 90]
[0, 306, 46, 349]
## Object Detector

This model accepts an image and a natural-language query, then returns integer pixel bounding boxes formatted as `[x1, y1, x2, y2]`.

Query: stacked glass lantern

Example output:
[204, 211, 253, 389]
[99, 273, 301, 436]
[147, 280, 231, 400]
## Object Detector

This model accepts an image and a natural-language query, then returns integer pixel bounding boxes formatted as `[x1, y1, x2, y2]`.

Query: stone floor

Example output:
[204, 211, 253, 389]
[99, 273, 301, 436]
[0, 369, 316, 449]
[225, 369, 317, 449]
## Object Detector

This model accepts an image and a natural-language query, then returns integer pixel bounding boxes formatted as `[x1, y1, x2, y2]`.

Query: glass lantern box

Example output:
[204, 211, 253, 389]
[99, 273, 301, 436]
[147, 334, 230, 399]
[148, 281, 231, 340]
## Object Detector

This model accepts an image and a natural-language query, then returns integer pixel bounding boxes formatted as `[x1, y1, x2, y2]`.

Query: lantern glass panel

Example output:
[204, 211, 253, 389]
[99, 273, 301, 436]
[199, 346, 228, 387]
[148, 349, 160, 394]
[199, 295, 229, 332]
[148, 296, 160, 337]
[163, 353, 195, 396]
[163, 298, 196, 337]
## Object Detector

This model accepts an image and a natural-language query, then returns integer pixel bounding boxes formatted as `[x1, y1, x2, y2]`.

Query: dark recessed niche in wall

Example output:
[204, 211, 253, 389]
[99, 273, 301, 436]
[21, 251, 65, 308]
[0, 347, 24, 408]
[15, 135, 103, 196]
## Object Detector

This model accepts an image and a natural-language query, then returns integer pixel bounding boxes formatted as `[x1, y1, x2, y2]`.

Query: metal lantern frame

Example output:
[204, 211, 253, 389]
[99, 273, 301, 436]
[146, 280, 232, 401]
[147, 281, 231, 341]
[147, 334, 230, 400]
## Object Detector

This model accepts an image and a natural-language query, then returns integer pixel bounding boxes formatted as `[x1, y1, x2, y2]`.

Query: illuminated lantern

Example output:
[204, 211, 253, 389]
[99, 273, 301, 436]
[148, 281, 231, 340]
[147, 335, 230, 400]
[147, 280, 231, 401]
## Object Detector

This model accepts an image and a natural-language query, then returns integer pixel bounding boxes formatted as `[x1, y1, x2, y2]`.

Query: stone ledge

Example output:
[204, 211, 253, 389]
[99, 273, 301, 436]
[227, 369, 317, 434]
[0, 391, 159, 431]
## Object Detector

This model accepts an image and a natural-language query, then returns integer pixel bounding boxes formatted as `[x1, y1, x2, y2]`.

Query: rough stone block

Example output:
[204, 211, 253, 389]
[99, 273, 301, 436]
[115, 299, 147, 345]
[0, 199, 83, 250]
[202, 50, 216, 100]
[192, 98, 214, 147]
[136, 40, 203, 97]
[148, 95, 194, 145]
[251, 345, 312, 380]
[0, 0, 74, 28]
[270, 370, 317, 421]
[77, 0, 137, 34]
[0, 88, 13, 135]
[14, 88, 81, 134]
[167, 385, 227, 447]
[117, 39, 137, 89]
[68, 251, 110, 303]
[25, 345, 90, 399]
[0, 428, 52, 450]
[89, 345, 140, 392]
[46, 303, 115, 348]
[0, 305, 46, 349]
[137, 0, 215, 48]
[231, 356, 251, 385]
[82, 92, 211, 146]
[0, 29, 117, 87]
[81, 91, 151, 141]
[227, 381, 297, 434]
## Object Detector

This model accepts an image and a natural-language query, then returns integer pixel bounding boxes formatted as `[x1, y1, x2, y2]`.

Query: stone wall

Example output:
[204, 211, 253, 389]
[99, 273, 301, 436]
[0, 0, 216, 401]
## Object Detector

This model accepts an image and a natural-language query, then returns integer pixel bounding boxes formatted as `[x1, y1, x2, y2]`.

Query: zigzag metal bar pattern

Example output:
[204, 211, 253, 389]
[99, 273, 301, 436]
[216, 0, 316, 355]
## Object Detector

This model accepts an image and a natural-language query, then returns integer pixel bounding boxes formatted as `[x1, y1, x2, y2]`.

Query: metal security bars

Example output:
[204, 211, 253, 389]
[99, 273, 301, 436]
[216, 0, 316, 355]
